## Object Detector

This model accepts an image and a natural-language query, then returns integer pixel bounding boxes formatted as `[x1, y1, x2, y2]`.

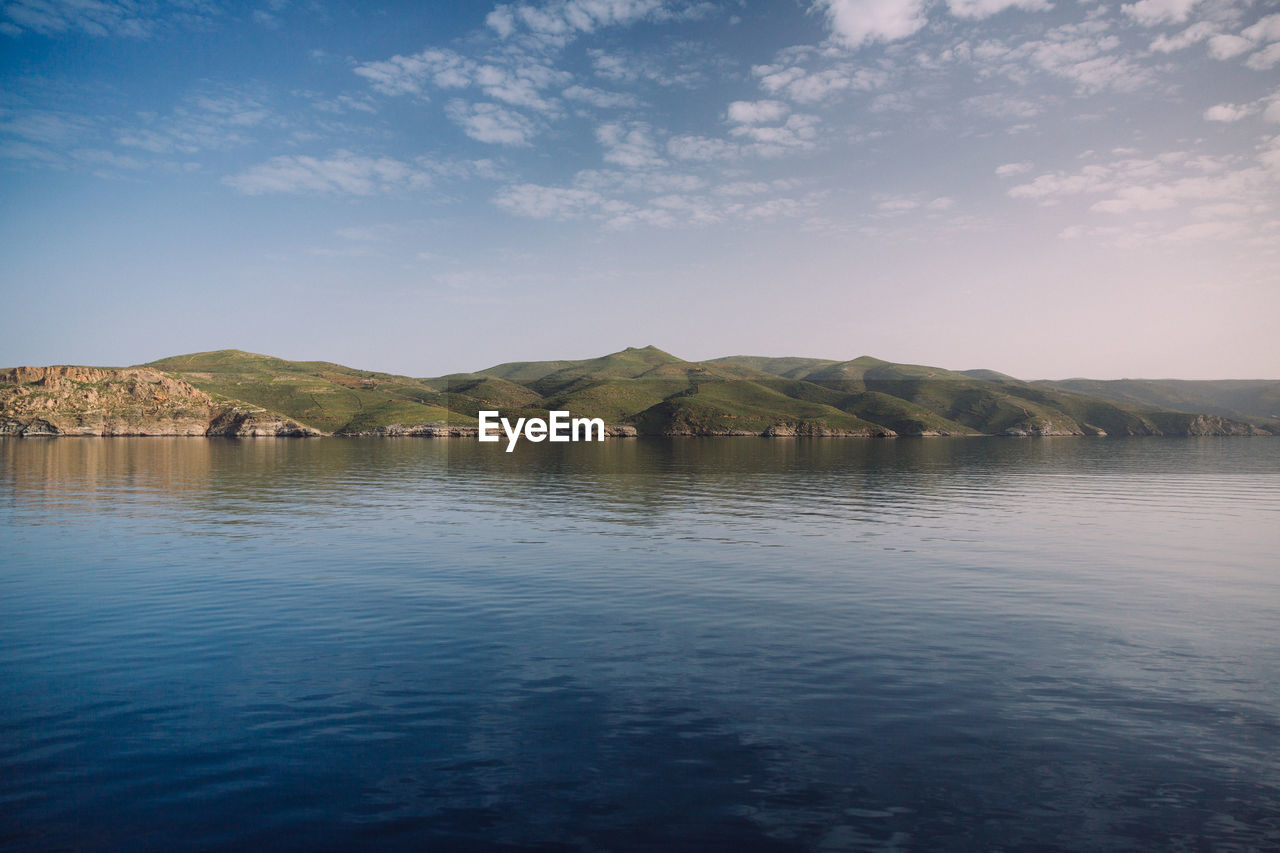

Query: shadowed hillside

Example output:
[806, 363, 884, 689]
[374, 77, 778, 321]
[1037, 378, 1280, 432]
[2, 348, 1273, 437]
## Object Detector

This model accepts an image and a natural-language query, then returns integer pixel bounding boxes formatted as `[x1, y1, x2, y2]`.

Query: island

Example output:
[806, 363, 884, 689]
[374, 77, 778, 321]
[2, 347, 1275, 438]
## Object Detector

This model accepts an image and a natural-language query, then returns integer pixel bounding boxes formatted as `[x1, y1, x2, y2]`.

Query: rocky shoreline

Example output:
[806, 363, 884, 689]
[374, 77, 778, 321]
[0, 366, 319, 438]
[2, 364, 1271, 438]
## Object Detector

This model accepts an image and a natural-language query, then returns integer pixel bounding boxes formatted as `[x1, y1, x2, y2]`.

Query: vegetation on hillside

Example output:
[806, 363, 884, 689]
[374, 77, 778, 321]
[124, 347, 1276, 437]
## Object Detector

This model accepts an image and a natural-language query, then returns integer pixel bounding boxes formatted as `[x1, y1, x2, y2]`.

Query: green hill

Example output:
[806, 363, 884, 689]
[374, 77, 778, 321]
[1038, 378, 1280, 431]
[0, 346, 1254, 438]
[147, 350, 471, 433]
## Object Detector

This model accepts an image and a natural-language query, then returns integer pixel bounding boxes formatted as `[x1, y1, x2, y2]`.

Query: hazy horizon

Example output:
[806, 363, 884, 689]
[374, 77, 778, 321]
[2, 0, 1278, 380]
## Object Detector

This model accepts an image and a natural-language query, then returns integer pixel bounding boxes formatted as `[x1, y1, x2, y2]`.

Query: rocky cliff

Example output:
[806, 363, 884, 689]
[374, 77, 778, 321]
[0, 366, 319, 437]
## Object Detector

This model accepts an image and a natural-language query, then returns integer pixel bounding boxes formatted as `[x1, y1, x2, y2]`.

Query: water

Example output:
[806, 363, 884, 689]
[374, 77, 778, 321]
[1, 437, 1278, 851]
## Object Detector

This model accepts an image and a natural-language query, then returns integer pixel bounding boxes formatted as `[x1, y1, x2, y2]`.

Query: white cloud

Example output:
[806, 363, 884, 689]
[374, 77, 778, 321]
[1155, 220, 1249, 242]
[729, 114, 821, 156]
[945, 0, 1050, 20]
[666, 134, 740, 161]
[116, 91, 274, 154]
[225, 152, 436, 195]
[964, 93, 1044, 120]
[1242, 14, 1280, 44]
[485, 0, 711, 45]
[1, 0, 159, 37]
[494, 183, 614, 219]
[816, 0, 928, 49]
[1245, 43, 1280, 70]
[875, 194, 955, 215]
[445, 101, 537, 145]
[995, 161, 1034, 176]
[562, 84, 642, 108]
[355, 48, 569, 112]
[486, 5, 516, 37]
[0, 139, 64, 164]
[494, 177, 822, 230]
[1122, 0, 1201, 27]
[574, 168, 706, 193]
[1208, 33, 1253, 60]
[1150, 21, 1215, 53]
[1204, 103, 1253, 122]
[971, 23, 1156, 94]
[713, 181, 766, 197]
[335, 224, 402, 242]
[588, 45, 717, 88]
[0, 110, 91, 144]
[1265, 91, 1280, 123]
[69, 148, 146, 171]
[1091, 185, 1179, 213]
[1009, 143, 1280, 246]
[1032, 35, 1149, 93]
[726, 100, 789, 124]
[596, 122, 665, 168]
[1191, 202, 1253, 220]
[752, 62, 886, 104]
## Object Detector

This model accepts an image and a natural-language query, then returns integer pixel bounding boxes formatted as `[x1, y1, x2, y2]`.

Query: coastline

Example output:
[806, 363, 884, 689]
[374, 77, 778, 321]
[1, 429, 1272, 439]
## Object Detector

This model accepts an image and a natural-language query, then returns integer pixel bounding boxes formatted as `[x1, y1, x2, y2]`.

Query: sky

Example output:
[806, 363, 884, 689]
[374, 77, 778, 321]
[1, 0, 1278, 379]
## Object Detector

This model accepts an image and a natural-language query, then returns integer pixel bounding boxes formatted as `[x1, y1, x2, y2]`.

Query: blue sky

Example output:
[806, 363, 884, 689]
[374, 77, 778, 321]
[1, 0, 1277, 378]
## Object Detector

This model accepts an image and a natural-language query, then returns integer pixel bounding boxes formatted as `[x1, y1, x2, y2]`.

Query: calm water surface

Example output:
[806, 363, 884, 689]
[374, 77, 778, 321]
[1, 437, 1278, 851]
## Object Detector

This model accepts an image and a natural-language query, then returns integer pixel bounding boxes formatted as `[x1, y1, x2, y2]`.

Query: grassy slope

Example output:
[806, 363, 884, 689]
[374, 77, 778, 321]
[630, 380, 890, 435]
[148, 350, 472, 432]
[702, 355, 840, 379]
[1039, 379, 1280, 427]
[133, 348, 1273, 437]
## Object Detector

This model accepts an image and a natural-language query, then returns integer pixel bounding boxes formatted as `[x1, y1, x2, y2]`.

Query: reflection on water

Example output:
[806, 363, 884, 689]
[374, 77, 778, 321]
[1, 437, 1278, 851]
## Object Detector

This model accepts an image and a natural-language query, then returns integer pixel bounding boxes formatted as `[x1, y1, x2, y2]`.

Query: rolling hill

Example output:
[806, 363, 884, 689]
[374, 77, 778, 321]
[1, 347, 1274, 437]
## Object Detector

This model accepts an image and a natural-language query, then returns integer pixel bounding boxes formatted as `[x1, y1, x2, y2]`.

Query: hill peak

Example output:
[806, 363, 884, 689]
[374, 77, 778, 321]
[617, 345, 680, 359]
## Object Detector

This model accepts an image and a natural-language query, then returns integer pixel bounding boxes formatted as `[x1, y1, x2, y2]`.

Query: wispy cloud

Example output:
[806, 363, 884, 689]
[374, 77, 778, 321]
[224, 151, 437, 195]
[967, 19, 1156, 94]
[596, 121, 665, 168]
[493, 178, 822, 230]
[946, 0, 1051, 20]
[355, 47, 569, 112]
[726, 100, 789, 124]
[874, 193, 957, 215]
[494, 183, 615, 219]
[445, 100, 538, 146]
[752, 58, 887, 105]
[666, 134, 740, 162]
[1012, 137, 1280, 245]
[1150, 21, 1215, 53]
[1, 0, 224, 37]
[485, 0, 713, 47]
[588, 44, 720, 88]
[116, 90, 275, 154]
[3, 0, 157, 37]
[995, 161, 1033, 177]
[1122, 0, 1202, 27]
[562, 84, 642, 109]
[729, 113, 821, 156]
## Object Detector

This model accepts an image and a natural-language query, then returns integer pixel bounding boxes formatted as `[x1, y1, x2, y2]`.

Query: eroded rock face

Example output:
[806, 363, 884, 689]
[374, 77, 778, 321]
[1180, 414, 1267, 436]
[206, 408, 320, 437]
[0, 366, 319, 436]
[334, 424, 475, 437]
[762, 423, 896, 437]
